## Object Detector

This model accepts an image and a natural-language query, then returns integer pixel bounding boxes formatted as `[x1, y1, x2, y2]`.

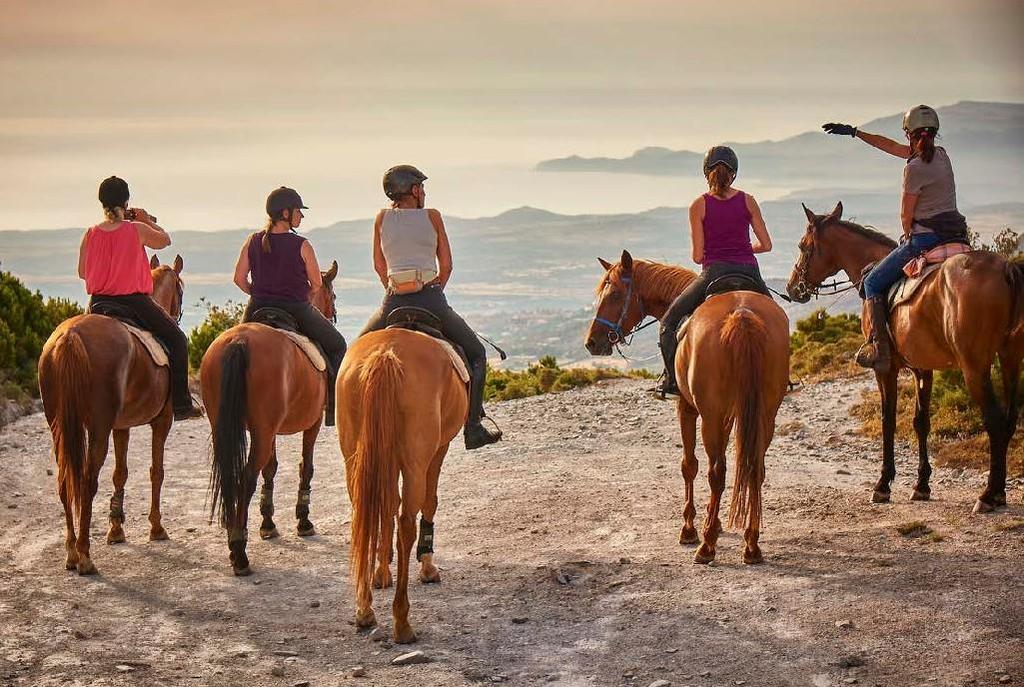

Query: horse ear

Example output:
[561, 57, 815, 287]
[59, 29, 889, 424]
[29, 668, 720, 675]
[324, 259, 338, 282]
[826, 201, 843, 223]
[802, 203, 816, 224]
[149, 254, 159, 269]
[598, 257, 612, 271]
[172, 254, 183, 274]
[620, 250, 633, 273]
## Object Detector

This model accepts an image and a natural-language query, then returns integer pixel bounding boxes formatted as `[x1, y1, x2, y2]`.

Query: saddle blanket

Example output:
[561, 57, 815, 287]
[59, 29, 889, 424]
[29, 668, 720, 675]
[888, 264, 941, 309]
[903, 242, 972, 278]
[122, 323, 168, 367]
[405, 330, 471, 384]
[278, 329, 327, 372]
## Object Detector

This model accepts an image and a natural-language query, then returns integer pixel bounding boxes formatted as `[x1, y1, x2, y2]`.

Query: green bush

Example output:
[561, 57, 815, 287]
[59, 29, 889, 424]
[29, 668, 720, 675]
[789, 309, 864, 381]
[484, 356, 651, 402]
[187, 299, 245, 371]
[0, 270, 85, 401]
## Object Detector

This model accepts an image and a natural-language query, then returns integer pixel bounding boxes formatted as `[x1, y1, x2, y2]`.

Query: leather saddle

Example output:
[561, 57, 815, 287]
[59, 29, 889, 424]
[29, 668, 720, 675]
[249, 307, 299, 333]
[385, 307, 470, 378]
[88, 302, 169, 356]
[705, 273, 766, 298]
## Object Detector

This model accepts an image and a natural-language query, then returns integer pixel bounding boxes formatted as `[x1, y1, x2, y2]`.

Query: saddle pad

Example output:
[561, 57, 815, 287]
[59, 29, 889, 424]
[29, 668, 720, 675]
[903, 242, 972, 278]
[405, 330, 470, 384]
[888, 263, 942, 309]
[122, 323, 169, 367]
[280, 329, 327, 372]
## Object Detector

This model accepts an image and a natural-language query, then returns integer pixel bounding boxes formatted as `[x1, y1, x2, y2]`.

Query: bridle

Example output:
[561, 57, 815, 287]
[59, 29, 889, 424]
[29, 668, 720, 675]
[593, 275, 658, 348]
[791, 224, 857, 301]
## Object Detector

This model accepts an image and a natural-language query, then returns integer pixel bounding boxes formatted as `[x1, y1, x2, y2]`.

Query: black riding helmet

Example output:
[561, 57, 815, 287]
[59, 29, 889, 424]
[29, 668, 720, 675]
[98, 176, 130, 210]
[266, 186, 308, 219]
[383, 165, 428, 201]
[702, 146, 739, 178]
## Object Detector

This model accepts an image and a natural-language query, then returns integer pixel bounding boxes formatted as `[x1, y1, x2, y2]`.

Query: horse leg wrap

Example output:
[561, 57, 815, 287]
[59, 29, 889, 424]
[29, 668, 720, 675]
[416, 518, 434, 561]
[295, 488, 311, 520]
[109, 492, 125, 522]
[228, 527, 248, 545]
[259, 487, 274, 518]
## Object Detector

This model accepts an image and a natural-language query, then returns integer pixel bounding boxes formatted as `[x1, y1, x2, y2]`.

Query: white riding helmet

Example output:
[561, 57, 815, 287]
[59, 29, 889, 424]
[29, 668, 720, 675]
[903, 105, 939, 133]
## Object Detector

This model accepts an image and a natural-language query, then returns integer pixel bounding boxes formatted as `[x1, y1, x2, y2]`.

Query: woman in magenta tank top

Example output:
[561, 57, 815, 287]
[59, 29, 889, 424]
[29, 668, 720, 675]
[79, 176, 203, 420]
[656, 146, 775, 396]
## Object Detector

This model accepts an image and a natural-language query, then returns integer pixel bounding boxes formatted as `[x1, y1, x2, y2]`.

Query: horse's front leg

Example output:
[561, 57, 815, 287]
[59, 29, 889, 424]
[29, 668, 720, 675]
[678, 402, 699, 546]
[296, 427, 318, 537]
[259, 447, 279, 540]
[107, 429, 129, 544]
[911, 370, 933, 501]
[872, 368, 900, 503]
[148, 404, 172, 541]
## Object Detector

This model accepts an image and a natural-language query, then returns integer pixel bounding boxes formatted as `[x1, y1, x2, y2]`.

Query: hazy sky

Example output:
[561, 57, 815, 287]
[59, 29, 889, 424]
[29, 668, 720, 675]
[1, 0, 1021, 231]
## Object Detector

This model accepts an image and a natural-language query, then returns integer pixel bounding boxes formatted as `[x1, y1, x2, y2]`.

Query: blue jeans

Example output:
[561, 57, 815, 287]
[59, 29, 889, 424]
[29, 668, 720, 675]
[862, 233, 944, 299]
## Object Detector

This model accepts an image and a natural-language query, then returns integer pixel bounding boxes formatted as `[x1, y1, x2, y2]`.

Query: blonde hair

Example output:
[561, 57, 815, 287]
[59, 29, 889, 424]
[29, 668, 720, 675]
[706, 165, 734, 197]
[103, 206, 126, 222]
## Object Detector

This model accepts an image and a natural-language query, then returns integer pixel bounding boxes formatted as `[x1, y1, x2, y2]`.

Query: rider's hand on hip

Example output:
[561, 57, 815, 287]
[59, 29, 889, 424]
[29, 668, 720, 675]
[822, 123, 858, 137]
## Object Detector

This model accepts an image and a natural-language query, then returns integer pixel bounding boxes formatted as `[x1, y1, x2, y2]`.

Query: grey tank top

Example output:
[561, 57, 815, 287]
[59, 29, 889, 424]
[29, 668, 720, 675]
[380, 208, 438, 275]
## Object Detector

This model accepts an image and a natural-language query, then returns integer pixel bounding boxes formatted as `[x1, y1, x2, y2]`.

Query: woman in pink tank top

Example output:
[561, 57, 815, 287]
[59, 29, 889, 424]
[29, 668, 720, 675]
[656, 146, 775, 397]
[78, 176, 202, 420]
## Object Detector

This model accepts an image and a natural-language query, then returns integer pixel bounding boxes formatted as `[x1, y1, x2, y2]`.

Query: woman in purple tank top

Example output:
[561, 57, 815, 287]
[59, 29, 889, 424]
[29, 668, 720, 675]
[656, 146, 775, 397]
[232, 187, 347, 425]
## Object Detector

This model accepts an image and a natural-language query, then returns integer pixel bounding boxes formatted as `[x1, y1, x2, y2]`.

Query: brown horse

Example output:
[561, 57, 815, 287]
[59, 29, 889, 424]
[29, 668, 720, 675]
[337, 327, 468, 643]
[786, 202, 1024, 511]
[202, 262, 338, 576]
[38, 254, 187, 575]
[586, 250, 790, 563]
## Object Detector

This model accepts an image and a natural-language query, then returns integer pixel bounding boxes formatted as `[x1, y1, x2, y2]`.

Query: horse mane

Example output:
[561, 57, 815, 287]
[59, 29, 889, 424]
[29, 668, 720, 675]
[829, 219, 898, 249]
[597, 258, 697, 302]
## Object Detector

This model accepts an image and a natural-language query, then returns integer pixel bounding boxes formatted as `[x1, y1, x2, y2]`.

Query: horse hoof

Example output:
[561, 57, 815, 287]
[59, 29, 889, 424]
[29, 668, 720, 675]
[297, 523, 316, 537]
[259, 527, 280, 540]
[65, 558, 77, 571]
[355, 609, 377, 629]
[679, 527, 699, 546]
[232, 565, 253, 577]
[693, 547, 715, 565]
[419, 567, 441, 584]
[77, 559, 97, 576]
[972, 499, 996, 514]
[871, 490, 891, 504]
[994, 493, 1007, 507]
[743, 549, 764, 565]
[149, 527, 169, 542]
[910, 489, 931, 502]
[372, 570, 393, 589]
[106, 529, 126, 545]
[393, 625, 417, 644]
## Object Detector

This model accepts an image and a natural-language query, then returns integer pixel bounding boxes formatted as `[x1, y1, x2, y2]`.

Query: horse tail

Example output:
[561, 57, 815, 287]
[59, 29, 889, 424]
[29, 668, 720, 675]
[1004, 258, 1024, 336]
[47, 328, 91, 514]
[721, 307, 768, 530]
[349, 347, 403, 592]
[209, 339, 249, 527]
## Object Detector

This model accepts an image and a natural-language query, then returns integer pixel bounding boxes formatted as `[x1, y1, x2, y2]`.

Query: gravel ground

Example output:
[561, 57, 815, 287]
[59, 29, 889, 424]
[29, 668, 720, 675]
[0, 375, 1022, 687]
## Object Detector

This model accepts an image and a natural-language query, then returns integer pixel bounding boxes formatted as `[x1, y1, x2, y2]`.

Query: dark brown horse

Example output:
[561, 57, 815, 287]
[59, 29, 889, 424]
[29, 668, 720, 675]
[786, 202, 1024, 511]
[586, 251, 790, 563]
[38, 254, 187, 575]
[202, 262, 338, 575]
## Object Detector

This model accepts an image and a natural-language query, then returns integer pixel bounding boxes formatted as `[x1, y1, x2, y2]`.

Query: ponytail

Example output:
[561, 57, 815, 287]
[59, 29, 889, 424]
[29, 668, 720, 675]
[103, 206, 126, 222]
[261, 218, 273, 254]
[706, 165, 734, 197]
[910, 128, 937, 163]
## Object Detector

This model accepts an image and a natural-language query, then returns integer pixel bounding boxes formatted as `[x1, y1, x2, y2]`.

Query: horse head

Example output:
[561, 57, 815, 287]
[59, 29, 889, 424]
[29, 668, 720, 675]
[312, 260, 339, 323]
[149, 254, 185, 322]
[786, 202, 845, 303]
[585, 249, 647, 355]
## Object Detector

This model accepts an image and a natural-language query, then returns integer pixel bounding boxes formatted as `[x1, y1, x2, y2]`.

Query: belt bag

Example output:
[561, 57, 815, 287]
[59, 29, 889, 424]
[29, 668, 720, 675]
[388, 269, 438, 295]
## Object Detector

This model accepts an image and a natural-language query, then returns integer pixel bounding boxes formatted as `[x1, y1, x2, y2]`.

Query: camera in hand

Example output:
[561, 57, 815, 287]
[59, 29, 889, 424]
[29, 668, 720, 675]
[125, 208, 157, 223]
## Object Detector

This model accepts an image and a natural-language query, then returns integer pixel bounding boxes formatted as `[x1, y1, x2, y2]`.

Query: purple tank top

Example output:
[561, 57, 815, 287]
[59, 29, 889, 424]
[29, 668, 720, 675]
[248, 231, 311, 302]
[701, 192, 757, 267]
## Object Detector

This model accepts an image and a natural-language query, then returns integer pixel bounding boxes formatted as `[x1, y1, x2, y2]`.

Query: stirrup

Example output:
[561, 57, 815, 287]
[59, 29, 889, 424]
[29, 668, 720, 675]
[652, 372, 680, 399]
[855, 342, 890, 372]
[464, 415, 502, 450]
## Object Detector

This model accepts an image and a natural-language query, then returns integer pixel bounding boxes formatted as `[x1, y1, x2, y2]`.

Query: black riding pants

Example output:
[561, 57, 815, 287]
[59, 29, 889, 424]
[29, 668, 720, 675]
[659, 262, 769, 383]
[88, 293, 192, 410]
[243, 299, 348, 373]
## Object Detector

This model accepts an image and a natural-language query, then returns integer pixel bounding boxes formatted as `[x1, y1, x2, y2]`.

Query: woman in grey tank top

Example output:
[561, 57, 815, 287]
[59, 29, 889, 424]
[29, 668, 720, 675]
[359, 165, 502, 450]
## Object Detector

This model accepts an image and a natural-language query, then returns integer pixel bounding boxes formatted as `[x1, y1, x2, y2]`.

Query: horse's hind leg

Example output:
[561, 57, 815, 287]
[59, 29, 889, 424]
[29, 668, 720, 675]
[997, 352, 1020, 507]
[259, 448, 280, 540]
[417, 444, 448, 584]
[963, 366, 1010, 513]
[872, 368, 900, 503]
[229, 432, 266, 576]
[148, 405, 172, 541]
[106, 429, 129, 544]
[910, 370, 934, 501]
[296, 427, 319, 537]
[678, 403, 699, 546]
[58, 476, 78, 570]
[393, 473, 426, 644]
[694, 419, 728, 565]
[76, 430, 108, 575]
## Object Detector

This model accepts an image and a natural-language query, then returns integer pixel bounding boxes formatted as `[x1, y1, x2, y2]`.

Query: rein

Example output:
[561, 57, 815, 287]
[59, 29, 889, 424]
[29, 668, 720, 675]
[593, 274, 661, 361]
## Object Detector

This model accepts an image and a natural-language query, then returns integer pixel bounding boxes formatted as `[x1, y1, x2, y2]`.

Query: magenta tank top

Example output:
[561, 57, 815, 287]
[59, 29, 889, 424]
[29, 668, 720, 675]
[701, 191, 757, 267]
[247, 231, 311, 303]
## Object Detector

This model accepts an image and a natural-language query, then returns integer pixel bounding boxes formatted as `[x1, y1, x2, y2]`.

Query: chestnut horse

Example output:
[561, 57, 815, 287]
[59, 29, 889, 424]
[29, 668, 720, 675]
[337, 328, 468, 643]
[786, 202, 1024, 512]
[586, 250, 790, 563]
[38, 254, 187, 575]
[202, 261, 338, 576]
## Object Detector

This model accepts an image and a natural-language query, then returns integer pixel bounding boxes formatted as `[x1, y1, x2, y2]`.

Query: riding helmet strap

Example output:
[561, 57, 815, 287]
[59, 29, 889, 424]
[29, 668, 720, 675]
[416, 518, 434, 561]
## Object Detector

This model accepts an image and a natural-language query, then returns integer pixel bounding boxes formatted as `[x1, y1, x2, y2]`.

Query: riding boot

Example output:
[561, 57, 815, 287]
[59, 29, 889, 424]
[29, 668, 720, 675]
[855, 296, 893, 373]
[171, 383, 204, 421]
[655, 320, 682, 398]
[324, 365, 337, 427]
[464, 358, 502, 450]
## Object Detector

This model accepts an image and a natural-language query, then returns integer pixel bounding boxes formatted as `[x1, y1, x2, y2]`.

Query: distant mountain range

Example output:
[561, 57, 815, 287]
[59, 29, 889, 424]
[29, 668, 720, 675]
[537, 101, 1024, 207]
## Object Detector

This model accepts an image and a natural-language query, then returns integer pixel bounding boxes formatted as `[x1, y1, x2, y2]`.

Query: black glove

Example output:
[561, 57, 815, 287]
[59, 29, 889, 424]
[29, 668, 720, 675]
[822, 123, 857, 137]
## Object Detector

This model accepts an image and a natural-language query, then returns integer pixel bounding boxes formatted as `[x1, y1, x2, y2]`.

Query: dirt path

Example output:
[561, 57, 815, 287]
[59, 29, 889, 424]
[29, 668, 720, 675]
[1, 375, 1022, 687]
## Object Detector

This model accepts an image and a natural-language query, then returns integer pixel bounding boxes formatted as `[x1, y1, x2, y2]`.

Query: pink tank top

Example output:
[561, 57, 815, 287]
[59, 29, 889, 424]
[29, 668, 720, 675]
[700, 191, 757, 267]
[84, 222, 153, 295]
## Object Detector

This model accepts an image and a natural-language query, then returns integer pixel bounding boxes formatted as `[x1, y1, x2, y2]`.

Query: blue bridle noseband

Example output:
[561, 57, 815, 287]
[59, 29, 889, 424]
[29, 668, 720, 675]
[594, 276, 656, 345]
